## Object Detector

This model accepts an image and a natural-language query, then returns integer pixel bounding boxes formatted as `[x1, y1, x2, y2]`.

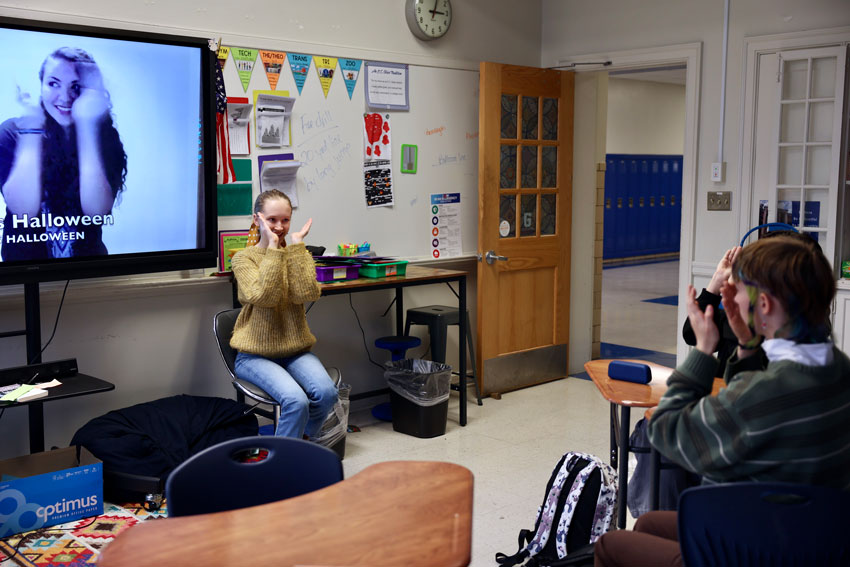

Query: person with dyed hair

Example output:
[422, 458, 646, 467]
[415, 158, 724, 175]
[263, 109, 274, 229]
[594, 236, 850, 567]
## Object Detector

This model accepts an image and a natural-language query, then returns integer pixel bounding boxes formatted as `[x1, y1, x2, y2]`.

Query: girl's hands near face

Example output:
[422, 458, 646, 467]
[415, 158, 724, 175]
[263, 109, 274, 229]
[16, 86, 46, 130]
[685, 285, 720, 354]
[255, 212, 279, 248]
[707, 246, 742, 294]
[720, 279, 755, 346]
[71, 63, 111, 126]
[290, 218, 312, 244]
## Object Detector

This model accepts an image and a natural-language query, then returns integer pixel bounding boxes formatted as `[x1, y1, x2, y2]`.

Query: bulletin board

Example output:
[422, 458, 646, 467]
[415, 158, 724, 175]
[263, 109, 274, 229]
[216, 48, 480, 260]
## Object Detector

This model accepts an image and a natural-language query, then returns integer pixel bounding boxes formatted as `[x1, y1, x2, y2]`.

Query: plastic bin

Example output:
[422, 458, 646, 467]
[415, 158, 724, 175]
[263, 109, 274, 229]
[314, 262, 361, 282]
[358, 259, 408, 278]
[314, 383, 351, 460]
[385, 359, 451, 438]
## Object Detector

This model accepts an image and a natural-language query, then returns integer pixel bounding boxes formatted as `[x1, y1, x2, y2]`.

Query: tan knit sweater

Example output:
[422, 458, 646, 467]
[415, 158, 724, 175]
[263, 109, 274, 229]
[229, 243, 321, 358]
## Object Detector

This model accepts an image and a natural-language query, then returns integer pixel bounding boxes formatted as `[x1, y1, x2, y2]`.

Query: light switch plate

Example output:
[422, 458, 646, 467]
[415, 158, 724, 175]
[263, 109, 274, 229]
[707, 191, 731, 211]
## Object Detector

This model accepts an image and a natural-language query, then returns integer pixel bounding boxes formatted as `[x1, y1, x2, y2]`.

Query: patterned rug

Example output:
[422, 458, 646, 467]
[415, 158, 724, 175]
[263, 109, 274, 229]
[0, 502, 167, 566]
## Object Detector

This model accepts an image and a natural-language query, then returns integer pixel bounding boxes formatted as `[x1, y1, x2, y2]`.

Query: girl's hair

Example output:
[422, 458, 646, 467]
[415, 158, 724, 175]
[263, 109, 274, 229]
[253, 189, 292, 214]
[39, 48, 128, 209]
[732, 236, 835, 342]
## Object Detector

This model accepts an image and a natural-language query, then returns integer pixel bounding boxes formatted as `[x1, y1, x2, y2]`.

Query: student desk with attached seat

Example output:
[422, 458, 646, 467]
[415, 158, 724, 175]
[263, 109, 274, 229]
[232, 264, 471, 425]
[584, 358, 724, 529]
[98, 460, 474, 567]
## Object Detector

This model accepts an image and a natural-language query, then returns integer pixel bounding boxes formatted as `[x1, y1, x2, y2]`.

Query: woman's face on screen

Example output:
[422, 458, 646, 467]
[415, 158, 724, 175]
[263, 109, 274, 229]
[40, 57, 82, 128]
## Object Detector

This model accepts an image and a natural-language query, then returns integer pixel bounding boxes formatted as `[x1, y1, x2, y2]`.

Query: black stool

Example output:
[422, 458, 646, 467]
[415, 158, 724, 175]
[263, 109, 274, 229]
[404, 305, 483, 405]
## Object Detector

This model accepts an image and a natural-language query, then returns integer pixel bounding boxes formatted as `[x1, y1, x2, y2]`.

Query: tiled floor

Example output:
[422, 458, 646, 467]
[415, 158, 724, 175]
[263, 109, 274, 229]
[341, 260, 680, 567]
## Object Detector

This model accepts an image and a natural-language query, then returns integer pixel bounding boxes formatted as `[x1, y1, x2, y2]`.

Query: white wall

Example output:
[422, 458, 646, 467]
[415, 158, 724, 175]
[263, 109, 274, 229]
[542, 0, 850, 369]
[0, 0, 542, 459]
[606, 78, 685, 155]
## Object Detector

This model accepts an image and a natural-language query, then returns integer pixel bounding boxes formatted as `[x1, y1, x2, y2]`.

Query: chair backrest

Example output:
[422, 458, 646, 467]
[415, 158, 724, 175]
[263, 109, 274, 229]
[213, 308, 241, 378]
[165, 435, 343, 517]
[678, 482, 850, 567]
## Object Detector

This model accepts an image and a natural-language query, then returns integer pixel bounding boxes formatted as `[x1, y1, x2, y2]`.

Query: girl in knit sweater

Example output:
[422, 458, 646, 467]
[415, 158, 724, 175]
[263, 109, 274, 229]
[594, 236, 850, 567]
[229, 189, 337, 438]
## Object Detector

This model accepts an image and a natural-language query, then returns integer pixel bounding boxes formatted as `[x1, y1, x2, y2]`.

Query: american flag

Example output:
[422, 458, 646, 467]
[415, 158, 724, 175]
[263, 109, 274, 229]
[215, 62, 236, 184]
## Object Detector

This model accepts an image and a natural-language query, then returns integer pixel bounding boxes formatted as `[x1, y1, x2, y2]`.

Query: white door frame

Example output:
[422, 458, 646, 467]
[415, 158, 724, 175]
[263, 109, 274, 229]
[557, 43, 702, 366]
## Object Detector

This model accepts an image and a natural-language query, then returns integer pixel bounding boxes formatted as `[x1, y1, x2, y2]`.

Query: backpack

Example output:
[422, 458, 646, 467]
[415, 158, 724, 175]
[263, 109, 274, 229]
[495, 451, 618, 567]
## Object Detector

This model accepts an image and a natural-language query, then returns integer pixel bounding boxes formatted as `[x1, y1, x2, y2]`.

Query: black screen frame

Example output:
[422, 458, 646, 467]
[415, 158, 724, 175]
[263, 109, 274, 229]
[0, 16, 218, 285]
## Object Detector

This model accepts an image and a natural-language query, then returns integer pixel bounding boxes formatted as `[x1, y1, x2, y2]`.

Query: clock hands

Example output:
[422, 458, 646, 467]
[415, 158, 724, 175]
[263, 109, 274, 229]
[430, 0, 439, 19]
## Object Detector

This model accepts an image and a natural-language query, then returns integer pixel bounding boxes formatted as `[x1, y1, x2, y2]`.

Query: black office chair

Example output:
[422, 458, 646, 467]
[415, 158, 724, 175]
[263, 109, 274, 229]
[678, 481, 850, 566]
[165, 435, 343, 517]
[213, 308, 341, 431]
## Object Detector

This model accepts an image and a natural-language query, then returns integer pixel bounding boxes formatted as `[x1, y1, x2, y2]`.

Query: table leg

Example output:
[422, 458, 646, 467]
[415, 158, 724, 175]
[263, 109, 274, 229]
[609, 403, 619, 469]
[459, 276, 467, 426]
[617, 405, 630, 529]
[649, 446, 661, 511]
[28, 401, 45, 454]
[395, 287, 404, 337]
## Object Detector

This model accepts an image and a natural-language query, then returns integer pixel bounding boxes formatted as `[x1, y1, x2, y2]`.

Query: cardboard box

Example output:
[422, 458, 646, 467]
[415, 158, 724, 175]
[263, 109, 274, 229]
[0, 447, 102, 538]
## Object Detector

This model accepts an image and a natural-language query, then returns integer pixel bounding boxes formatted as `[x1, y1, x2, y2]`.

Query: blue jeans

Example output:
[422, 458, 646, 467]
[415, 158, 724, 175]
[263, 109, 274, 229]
[234, 351, 338, 438]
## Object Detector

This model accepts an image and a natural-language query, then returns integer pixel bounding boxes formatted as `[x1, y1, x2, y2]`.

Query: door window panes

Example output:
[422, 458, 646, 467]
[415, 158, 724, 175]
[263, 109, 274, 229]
[542, 98, 558, 140]
[522, 96, 539, 140]
[780, 103, 805, 142]
[809, 101, 834, 142]
[541, 194, 556, 235]
[811, 57, 836, 99]
[499, 195, 516, 238]
[521, 146, 538, 188]
[782, 59, 808, 100]
[806, 146, 832, 186]
[520, 194, 537, 237]
[500, 145, 517, 188]
[542, 146, 557, 187]
[778, 146, 803, 185]
[501, 94, 517, 139]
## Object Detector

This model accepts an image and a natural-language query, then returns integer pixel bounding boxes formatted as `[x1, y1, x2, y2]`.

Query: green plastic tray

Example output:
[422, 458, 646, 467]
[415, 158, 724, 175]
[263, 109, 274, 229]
[358, 260, 408, 278]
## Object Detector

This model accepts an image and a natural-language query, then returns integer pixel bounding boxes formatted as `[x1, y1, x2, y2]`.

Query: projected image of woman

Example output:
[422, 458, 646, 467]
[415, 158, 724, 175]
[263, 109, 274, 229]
[0, 47, 127, 260]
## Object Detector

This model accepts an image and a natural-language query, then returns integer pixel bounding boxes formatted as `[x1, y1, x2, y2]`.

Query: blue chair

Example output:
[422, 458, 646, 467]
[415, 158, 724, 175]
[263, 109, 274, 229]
[678, 481, 850, 566]
[165, 436, 343, 517]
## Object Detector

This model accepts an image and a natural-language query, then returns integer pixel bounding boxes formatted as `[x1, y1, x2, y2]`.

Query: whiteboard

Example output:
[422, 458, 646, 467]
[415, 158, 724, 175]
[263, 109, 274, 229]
[218, 53, 480, 260]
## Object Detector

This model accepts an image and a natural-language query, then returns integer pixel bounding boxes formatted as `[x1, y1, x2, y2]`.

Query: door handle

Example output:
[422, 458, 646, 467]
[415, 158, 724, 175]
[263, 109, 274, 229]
[483, 250, 508, 265]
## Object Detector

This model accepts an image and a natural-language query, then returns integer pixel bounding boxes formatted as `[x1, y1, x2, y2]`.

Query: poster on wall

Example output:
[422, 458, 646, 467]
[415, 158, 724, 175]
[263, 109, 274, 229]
[363, 113, 393, 208]
[364, 61, 409, 110]
[429, 193, 463, 259]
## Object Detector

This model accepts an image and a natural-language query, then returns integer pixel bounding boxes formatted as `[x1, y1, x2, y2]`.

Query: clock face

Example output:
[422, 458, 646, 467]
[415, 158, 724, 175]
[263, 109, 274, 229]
[406, 0, 452, 40]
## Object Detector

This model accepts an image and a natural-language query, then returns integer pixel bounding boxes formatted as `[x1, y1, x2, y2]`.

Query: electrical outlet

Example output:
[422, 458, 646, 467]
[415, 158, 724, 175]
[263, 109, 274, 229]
[707, 191, 732, 211]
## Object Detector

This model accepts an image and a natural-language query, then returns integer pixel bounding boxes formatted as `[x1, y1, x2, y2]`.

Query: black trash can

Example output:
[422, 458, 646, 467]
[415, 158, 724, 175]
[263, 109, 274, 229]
[385, 359, 452, 438]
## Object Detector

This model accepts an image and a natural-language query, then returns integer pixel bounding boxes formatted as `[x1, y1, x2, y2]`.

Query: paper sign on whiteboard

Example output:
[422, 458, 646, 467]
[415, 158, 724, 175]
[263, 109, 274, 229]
[430, 193, 462, 259]
[365, 61, 409, 110]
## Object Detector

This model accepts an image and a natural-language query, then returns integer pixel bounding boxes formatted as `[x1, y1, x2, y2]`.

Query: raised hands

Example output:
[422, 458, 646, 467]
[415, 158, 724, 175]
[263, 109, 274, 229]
[685, 285, 720, 354]
[255, 212, 280, 249]
[707, 246, 742, 294]
[15, 85, 46, 130]
[720, 279, 758, 352]
[290, 218, 312, 244]
[71, 62, 111, 126]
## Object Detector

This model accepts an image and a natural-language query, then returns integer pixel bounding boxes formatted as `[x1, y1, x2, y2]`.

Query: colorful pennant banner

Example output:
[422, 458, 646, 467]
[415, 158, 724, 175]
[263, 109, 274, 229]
[232, 47, 258, 92]
[314, 56, 338, 98]
[287, 53, 312, 95]
[339, 58, 362, 100]
[260, 50, 286, 90]
[217, 45, 230, 69]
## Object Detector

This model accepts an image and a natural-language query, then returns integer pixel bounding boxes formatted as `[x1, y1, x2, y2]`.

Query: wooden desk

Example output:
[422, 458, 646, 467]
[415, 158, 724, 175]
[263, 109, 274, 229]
[584, 359, 723, 528]
[0, 374, 114, 454]
[98, 460, 474, 567]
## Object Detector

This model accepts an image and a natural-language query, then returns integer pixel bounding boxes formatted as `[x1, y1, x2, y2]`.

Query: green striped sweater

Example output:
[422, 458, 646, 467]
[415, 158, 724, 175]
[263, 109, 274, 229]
[648, 347, 850, 490]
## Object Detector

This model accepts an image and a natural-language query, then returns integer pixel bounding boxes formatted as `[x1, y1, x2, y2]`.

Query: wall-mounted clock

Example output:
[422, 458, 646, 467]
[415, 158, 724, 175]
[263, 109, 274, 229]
[405, 0, 452, 41]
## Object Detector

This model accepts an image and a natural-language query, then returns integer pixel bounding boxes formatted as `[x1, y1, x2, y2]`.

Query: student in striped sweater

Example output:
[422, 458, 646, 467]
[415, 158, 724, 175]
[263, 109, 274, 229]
[230, 189, 337, 439]
[594, 235, 850, 567]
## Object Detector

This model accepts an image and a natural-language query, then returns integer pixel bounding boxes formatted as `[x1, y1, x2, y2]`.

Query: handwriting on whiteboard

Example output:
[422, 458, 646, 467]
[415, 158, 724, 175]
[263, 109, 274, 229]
[297, 110, 353, 192]
[433, 152, 467, 167]
[425, 126, 446, 136]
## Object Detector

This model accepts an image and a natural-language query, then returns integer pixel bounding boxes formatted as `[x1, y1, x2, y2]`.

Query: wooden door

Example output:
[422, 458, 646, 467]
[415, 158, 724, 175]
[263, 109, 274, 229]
[477, 63, 574, 396]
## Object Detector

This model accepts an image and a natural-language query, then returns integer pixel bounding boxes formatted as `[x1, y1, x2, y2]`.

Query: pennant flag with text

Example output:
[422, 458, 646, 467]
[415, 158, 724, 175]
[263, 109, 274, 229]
[260, 50, 286, 90]
[217, 45, 230, 69]
[287, 53, 312, 95]
[314, 56, 338, 98]
[232, 47, 258, 92]
[339, 58, 362, 100]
